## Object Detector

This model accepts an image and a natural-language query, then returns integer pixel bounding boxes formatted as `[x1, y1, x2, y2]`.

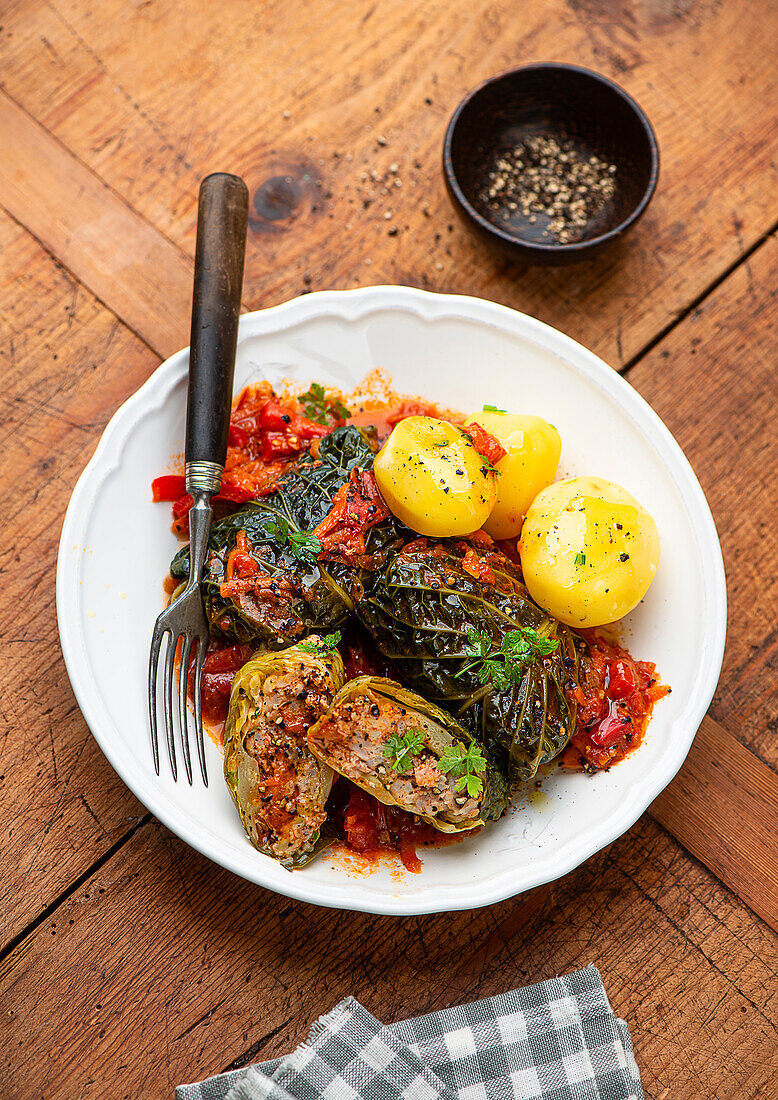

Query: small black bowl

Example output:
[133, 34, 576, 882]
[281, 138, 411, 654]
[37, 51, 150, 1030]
[443, 63, 659, 265]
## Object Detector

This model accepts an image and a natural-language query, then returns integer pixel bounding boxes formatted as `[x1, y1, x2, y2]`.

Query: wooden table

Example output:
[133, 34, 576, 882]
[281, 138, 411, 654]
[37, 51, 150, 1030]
[1, 2, 777, 1096]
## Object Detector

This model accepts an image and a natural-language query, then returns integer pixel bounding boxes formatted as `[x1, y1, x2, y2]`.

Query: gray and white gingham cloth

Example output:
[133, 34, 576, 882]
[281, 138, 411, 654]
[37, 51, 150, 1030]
[176, 966, 642, 1100]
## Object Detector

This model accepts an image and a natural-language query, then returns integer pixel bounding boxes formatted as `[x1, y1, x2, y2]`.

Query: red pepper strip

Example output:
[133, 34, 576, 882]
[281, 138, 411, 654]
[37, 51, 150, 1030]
[172, 493, 193, 520]
[589, 714, 632, 748]
[462, 421, 507, 466]
[152, 474, 187, 502]
[164, 478, 257, 523]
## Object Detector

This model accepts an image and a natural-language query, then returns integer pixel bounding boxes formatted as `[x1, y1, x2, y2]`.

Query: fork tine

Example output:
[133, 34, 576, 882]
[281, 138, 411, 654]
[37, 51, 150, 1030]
[163, 632, 178, 781]
[148, 623, 164, 775]
[178, 634, 194, 785]
[193, 638, 208, 786]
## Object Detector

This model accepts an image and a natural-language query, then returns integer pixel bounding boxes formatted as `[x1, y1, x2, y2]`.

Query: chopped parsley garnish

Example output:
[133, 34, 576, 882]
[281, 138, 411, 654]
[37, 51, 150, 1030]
[383, 727, 426, 773]
[482, 404, 507, 413]
[298, 382, 351, 425]
[438, 741, 487, 798]
[455, 627, 559, 690]
[298, 631, 342, 656]
[574, 552, 586, 566]
[266, 516, 322, 564]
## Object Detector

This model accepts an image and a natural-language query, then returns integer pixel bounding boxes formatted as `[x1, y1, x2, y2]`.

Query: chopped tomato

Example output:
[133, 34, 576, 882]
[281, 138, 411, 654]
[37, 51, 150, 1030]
[589, 713, 632, 748]
[228, 424, 249, 448]
[461, 420, 507, 466]
[562, 631, 670, 771]
[314, 468, 391, 565]
[334, 785, 477, 874]
[608, 659, 637, 700]
[461, 547, 495, 585]
[186, 643, 252, 732]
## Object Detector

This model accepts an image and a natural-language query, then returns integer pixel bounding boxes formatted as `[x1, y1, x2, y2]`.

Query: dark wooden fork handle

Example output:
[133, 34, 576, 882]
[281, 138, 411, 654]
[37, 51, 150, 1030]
[185, 172, 249, 490]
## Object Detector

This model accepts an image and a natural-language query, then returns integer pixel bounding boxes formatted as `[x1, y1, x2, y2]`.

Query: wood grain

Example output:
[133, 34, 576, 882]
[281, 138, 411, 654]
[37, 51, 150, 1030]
[0, 90, 193, 358]
[0, 210, 154, 942]
[628, 234, 778, 768]
[1, 816, 775, 1100]
[0, 0, 777, 367]
[0, 2, 777, 1097]
[650, 716, 778, 934]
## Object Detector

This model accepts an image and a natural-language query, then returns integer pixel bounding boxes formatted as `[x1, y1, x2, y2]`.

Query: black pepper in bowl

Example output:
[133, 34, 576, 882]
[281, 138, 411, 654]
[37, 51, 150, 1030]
[443, 63, 659, 265]
[480, 135, 617, 245]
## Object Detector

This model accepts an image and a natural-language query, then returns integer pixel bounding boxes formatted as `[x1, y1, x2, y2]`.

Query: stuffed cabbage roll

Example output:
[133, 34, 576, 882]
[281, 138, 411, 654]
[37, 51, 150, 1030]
[224, 641, 345, 868]
[170, 427, 404, 648]
[307, 676, 508, 832]
[357, 542, 581, 785]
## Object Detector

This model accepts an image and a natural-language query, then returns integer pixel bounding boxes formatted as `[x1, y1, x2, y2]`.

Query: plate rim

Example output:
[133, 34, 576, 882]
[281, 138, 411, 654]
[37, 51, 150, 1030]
[56, 285, 727, 914]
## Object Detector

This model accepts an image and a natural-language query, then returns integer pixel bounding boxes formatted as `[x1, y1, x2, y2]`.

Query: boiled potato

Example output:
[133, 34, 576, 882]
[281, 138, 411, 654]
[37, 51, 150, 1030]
[464, 411, 561, 539]
[374, 416, 497, 537]
[519, 476, 660, 627]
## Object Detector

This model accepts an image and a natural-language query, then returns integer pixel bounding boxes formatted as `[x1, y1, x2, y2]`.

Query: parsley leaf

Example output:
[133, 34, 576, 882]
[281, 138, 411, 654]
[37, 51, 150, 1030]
[382, 727, 426, 773]
[298, 630, 342, 656]
[288, 530, 322, 564]
[574, 551, 586, 566]
[266, 517, 321, 565]
[298, 382, 351, 426]
[454, 627, 559, 689]
[438, 741, 487, 798]
[482, 404, 507, 413]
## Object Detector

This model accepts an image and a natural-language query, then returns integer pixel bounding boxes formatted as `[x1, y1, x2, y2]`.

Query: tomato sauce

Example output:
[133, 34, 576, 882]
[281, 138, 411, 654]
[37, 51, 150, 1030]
[328, 783, 479, 874]
[562, 631, 670, 772]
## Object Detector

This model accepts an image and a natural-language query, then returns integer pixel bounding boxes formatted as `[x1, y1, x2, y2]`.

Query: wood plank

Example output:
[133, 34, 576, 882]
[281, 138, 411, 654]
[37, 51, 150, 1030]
[0, 90, 193, 358]
[627, 234, 778, 768]
[0, 816, 775, 1100]
[0, 210, 155, 942]
[0, 0, 777, 367]
[650, 715, 778, 934]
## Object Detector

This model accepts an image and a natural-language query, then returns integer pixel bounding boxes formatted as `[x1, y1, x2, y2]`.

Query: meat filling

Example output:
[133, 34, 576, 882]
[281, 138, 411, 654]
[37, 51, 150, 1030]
[236, 665, 334, 859]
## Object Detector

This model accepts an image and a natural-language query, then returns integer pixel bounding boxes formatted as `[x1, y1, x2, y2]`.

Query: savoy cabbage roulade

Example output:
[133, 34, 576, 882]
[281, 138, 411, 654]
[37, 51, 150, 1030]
[223, 640, 345, 868]
[307, 676, 508, 833]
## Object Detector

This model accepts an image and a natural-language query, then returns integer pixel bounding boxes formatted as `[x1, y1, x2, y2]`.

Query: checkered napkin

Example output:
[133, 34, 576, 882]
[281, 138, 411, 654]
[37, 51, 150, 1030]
[176, 966, 642, 1100]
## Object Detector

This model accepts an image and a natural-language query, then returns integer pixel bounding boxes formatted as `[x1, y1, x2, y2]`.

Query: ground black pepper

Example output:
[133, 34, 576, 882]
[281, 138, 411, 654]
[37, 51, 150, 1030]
[480, 134, 617, 244]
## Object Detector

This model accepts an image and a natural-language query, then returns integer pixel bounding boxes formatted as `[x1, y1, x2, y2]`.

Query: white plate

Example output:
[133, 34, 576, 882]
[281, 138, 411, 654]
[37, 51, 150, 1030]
[57, 286, 726, 915]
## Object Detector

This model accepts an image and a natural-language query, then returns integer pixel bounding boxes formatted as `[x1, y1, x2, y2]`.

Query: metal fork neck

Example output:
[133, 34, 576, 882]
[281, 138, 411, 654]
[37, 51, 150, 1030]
[186, 492, 214, 588]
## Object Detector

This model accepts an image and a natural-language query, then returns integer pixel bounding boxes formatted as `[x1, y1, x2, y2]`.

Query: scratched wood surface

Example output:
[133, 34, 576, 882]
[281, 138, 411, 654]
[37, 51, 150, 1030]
[1, 0, 778, 365]
[0, 0, 777, 1097]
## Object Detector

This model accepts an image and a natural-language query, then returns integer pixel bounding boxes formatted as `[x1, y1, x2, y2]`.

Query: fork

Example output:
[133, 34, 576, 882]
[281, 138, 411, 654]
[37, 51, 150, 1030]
[149, 172, 248, 784]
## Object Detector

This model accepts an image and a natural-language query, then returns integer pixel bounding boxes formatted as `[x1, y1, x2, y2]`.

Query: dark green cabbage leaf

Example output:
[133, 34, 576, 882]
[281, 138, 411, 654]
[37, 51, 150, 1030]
[356, 543, 582, 785]
[170, 427, 405, 647]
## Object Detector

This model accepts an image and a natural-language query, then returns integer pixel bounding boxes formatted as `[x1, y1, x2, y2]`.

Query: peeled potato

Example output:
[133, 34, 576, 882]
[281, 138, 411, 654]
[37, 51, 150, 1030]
[374, 416, 497, 537]
[464, 411, 561, 539]
[519, 476, 660, 627]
